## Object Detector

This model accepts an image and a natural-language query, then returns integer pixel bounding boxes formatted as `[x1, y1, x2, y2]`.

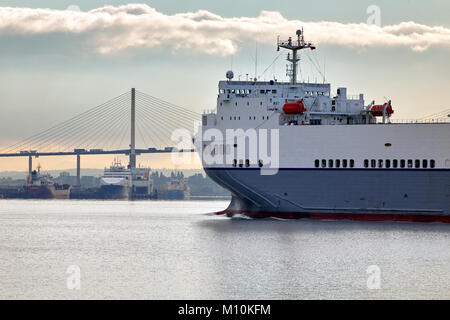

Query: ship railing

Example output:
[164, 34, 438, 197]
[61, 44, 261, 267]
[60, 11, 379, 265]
[389, 118, 450, 124]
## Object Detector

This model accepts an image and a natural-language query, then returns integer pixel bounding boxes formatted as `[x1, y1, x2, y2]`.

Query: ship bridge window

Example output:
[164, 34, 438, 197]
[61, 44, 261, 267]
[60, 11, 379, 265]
[350, 160, 355, 168]
[245, 159, 250, 167]
[328, 160, 333, 168]
[430, 160, 435, 168]
[336, 159, 341, 168]
[423, 160, 428, 168]
[315, 160, 320, 168]
[321, 159, 326, 168]
[386, 159, 391, 168]
[371, 159, 376, 168]
[260, 90, 265, 94]
[364, 159, 369, 168]
[220, 89, 225, 94]
[272, 90, 277, 94]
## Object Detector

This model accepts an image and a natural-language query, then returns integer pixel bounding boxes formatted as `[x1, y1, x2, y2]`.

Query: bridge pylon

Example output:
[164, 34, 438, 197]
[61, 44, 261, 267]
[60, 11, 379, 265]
[130, 88, 136, 169]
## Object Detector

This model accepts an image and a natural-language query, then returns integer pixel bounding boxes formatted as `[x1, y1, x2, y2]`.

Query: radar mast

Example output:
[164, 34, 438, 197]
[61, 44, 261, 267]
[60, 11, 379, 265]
[277, 28, 316, 84]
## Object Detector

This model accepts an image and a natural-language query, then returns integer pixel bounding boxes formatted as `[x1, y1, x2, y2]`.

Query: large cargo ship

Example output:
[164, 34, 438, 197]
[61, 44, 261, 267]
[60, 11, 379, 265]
[196, 29, 450, 223]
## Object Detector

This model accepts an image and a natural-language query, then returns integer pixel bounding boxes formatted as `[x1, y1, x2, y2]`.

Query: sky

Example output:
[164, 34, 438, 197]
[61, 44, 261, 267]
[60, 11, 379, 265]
[0, 0, 449, 172]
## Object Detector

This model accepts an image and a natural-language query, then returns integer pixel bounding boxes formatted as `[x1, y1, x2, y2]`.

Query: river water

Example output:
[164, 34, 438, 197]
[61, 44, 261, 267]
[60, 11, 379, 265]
[0, 199, 448, 299]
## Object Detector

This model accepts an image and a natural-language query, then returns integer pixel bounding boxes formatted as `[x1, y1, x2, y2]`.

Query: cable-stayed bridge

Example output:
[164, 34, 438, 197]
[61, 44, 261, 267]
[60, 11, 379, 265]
[0, 88, 201, 185]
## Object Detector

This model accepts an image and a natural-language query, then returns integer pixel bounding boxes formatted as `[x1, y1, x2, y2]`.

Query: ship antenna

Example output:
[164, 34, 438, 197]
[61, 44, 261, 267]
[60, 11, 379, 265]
[254, 42, 258, 82]
[277, 28, 316, 84]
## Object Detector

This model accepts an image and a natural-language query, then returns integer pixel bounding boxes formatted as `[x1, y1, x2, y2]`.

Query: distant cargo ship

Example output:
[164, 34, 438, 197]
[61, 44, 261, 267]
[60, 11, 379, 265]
[98, 159, 131, 199]
[130, 167, 154, 199]
[164, 173, 190, 200]
[24, 165, 71, 199]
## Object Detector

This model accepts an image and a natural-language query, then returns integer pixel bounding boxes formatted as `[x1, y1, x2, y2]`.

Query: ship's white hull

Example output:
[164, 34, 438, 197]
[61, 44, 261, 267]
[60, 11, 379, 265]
[200, 123, 450, 222]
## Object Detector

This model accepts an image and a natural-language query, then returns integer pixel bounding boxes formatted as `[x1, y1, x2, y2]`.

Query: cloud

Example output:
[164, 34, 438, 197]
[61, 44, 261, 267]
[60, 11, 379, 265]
[0, 4, 449, 55]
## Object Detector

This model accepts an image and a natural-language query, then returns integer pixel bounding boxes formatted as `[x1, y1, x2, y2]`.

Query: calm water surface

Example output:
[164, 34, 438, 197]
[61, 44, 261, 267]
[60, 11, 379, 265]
[0, 200, 449, 299]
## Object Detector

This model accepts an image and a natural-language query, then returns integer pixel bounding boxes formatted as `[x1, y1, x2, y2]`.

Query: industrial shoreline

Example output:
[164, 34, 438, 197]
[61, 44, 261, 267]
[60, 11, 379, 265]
[0, 169, 230, 201]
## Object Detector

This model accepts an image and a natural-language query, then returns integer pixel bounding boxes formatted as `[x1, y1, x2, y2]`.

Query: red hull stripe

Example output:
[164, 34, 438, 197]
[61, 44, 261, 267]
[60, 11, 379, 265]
[217, 209, 450, 223]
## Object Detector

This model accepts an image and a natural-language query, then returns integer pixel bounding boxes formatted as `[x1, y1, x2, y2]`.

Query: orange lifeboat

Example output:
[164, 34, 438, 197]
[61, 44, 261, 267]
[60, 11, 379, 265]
[283, 99, 307, 114]
[370, 102, 394, 117]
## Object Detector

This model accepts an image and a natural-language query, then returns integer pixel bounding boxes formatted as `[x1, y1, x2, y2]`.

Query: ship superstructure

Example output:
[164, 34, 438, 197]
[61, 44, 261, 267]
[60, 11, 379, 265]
[197, 29, 450, 222]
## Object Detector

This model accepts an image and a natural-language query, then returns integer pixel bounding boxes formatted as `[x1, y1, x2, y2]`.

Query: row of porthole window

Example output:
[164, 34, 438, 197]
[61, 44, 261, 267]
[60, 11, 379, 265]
[315, 159, 355, 168]
[219, 101, 265, 106]
[220, 89, 252, 94]
[220, 116, 268, 120]
[219, 89, 278, 95]
[364, 159, 435, 169]
[305, 91, 330, 96]
[232, 159, 264, 168]
[314, 159, 436, 169]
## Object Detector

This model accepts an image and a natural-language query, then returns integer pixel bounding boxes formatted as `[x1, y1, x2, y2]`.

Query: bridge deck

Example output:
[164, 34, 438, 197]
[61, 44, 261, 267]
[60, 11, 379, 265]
[0, 148, 195, 157]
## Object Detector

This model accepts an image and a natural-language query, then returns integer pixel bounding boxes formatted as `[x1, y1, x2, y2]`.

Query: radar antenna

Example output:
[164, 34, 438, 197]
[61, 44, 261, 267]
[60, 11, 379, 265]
[277, 28, 316, 84]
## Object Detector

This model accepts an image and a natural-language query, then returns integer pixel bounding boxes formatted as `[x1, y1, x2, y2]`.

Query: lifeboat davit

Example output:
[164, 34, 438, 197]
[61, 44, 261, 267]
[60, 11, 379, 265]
[370, 102, 394, 117]
[283, 100, 307, 114]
